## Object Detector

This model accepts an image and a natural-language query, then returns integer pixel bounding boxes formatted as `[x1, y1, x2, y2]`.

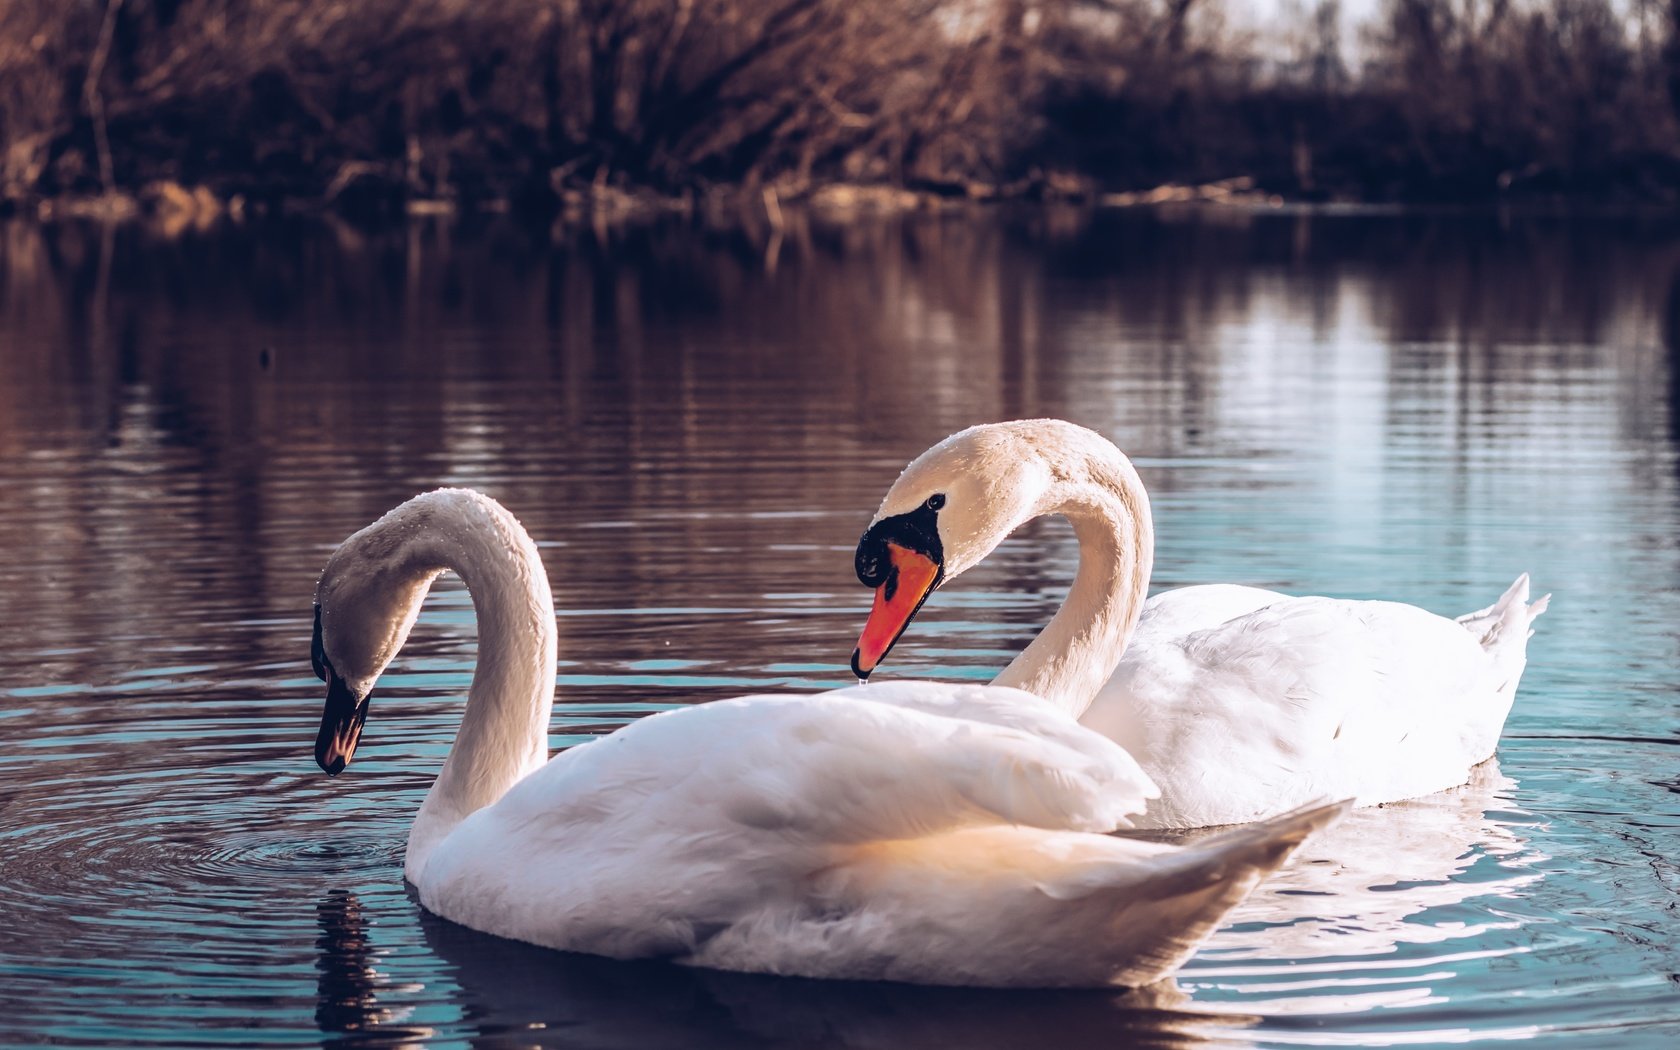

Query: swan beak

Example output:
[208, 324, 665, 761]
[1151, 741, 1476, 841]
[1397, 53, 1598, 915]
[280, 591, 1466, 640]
[851, 542, 941, 679]
[315, 672, 368, 776]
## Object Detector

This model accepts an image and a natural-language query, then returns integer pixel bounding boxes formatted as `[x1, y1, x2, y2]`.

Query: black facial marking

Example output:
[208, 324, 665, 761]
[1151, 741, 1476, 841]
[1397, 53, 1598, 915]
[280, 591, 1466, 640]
[311, 604, 331, 683]
[855, 500, 945, 588]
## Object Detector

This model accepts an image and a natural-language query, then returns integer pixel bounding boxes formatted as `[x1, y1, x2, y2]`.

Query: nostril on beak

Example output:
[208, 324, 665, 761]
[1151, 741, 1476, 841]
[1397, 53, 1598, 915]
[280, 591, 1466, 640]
[856, 546, 888, 588]
[855, 535, 878, 586]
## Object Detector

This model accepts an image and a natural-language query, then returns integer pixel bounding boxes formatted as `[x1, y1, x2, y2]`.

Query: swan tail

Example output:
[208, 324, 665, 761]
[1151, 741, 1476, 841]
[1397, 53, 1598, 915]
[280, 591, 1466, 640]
[1132, 797, 1352, 896]
[1039, 799, 1352, 986]
[1457, 574, 1549, 642]
[1456, 574, 1549, 692]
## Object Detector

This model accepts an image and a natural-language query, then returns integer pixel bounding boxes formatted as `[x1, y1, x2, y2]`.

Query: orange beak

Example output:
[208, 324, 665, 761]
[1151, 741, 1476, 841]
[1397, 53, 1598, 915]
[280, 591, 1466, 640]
[851, 542, 941, 679]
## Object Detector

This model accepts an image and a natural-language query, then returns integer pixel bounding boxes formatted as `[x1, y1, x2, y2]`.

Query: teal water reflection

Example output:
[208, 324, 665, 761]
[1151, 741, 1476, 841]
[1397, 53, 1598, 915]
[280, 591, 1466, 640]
[0, 208, 1676, 1047]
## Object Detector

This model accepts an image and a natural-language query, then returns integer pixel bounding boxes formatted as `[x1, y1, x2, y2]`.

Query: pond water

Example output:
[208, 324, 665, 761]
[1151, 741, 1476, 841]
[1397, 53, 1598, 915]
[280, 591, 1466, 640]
[1, 206, 1678, 1048]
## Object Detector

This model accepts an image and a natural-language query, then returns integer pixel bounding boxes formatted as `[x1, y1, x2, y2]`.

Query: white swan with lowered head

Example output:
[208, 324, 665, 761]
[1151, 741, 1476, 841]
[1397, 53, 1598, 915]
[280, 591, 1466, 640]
[309, 488, 1347, 988]
[849, 420, 1548, 829]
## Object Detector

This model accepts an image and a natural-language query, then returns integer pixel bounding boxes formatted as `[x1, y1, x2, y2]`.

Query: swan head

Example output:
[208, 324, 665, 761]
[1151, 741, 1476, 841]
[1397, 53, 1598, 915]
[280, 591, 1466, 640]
[310, 503, 442, 775]
[852, 420, 1109, 678]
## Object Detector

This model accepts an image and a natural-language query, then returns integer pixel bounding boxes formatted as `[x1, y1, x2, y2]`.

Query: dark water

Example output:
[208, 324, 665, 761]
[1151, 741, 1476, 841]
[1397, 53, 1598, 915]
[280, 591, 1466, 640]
[1, 207, 1678, 1048]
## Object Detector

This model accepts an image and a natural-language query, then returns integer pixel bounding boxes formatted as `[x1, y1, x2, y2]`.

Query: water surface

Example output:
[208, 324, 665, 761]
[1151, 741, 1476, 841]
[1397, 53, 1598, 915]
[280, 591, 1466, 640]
[1, 208, 1678, 1047]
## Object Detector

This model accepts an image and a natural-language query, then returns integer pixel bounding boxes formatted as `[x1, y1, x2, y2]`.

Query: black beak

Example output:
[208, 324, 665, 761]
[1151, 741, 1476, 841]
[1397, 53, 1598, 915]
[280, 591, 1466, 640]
[315, 671, 368, 776]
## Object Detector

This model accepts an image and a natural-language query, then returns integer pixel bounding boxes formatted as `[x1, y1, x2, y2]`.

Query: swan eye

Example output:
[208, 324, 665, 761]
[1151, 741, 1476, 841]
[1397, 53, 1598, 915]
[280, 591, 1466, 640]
[924, 494, 946, 511]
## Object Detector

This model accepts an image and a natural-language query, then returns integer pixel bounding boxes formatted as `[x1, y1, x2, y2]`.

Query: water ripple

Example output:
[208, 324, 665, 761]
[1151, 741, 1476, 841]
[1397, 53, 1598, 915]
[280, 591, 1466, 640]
[3, 211, 1680, 1047]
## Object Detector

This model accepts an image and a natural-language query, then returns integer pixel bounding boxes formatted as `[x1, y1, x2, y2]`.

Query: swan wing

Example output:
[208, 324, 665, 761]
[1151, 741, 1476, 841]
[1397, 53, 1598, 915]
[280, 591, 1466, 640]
[1125, 583, 1287, 643]
[823, 679, 1159, 820]
[497, 691, 1153, 845]
[1088, 592, 1512, 825]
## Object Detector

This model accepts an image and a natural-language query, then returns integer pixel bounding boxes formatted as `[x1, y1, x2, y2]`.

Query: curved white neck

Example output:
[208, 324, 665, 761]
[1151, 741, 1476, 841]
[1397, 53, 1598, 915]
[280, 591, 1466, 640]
[402, 496, 556, 882]
[989, 464, 1153, 718]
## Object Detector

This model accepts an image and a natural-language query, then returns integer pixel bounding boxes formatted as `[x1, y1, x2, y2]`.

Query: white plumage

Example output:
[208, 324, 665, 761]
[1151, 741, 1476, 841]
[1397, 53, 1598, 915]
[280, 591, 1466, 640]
[309, 488, 1346, 988]
[853, 420, 1548, 829]
[1084, 580, 1546, 827]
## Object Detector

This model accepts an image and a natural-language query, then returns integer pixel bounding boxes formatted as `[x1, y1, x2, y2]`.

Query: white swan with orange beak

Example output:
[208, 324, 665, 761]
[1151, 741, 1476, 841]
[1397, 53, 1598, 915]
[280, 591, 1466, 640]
[851, 420, 1547, 829]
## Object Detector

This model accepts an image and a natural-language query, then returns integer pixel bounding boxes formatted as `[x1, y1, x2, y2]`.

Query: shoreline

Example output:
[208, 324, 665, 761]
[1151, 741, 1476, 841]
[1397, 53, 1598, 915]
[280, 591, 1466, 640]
[12, 175, 1680, 234]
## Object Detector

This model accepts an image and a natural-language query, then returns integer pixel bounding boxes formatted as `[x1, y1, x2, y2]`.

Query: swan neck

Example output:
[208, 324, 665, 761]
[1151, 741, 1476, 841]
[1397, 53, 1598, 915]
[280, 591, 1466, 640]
[405, 498, 556, 881]
[991, 467, 1153, 717]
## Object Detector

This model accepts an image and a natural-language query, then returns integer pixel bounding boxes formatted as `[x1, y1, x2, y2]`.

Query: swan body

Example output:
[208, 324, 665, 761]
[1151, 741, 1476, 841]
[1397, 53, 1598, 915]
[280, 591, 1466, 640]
[1085, 581, 1544, 827]
[850, 420, 1548, 829]
[309, 488, 1346, 988]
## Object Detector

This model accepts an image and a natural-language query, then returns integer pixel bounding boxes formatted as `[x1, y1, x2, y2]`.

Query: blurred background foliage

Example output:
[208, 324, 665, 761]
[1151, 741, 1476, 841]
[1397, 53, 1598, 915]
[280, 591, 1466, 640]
[3, 0, 1680, 210]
